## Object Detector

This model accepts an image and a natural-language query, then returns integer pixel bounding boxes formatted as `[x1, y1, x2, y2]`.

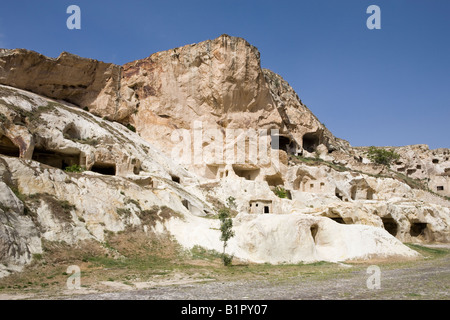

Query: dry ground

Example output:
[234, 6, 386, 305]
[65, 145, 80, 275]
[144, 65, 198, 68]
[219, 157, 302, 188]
[0, 234, 449, 300]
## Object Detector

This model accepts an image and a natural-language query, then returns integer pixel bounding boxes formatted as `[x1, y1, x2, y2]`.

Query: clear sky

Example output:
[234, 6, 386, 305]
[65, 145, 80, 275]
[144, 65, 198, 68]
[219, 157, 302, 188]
[1, 0, 449, 149]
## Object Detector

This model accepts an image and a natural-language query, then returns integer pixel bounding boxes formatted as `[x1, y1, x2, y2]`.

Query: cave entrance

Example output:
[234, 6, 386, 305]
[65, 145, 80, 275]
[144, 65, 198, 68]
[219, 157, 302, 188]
[0, 136, 20, 157]
[335, 188, 343, 200]
[302, 132, 320, 153]
[330, 217, 346, 224]
[63, 123, 81, 140]
[367, 188, 374, 200]
[410, 223, 428, 238]
[271, 134, 296, 154]
[171, 175, 181, 184]
[233, 165, 260, 181]
[264, 206, 270, 214]
[91, 162, 116, 175]
[265, 174, 284, 187]
[350, 186, 357, 200]
[310, 224, 318, 243]
[382, 217, 398, 237]
[32, 148, 80, 170]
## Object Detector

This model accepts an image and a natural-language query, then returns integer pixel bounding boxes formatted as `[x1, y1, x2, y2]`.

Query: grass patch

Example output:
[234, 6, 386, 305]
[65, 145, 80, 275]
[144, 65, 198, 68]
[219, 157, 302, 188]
[116, 208, 131, 216]
[290, 155, 349, 173]
[405, 243, 449, 257]
[189, 245, 222, 261]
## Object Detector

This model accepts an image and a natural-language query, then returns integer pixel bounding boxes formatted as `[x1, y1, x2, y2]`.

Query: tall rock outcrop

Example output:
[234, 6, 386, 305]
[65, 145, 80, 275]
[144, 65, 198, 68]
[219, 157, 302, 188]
[0, 35, 345, 157]
[0, 49, 122, 119]
[1, 35, 449, 278]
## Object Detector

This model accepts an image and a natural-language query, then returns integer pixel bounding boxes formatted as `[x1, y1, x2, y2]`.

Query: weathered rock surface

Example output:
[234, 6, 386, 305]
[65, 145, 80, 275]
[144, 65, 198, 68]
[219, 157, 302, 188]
[0, 49, 121, 119]
[0, 35, 449, 278]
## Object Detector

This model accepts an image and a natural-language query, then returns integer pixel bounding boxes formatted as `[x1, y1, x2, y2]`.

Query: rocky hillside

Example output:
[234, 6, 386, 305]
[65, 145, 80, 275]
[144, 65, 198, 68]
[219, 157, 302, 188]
[1, 35, 449, 278]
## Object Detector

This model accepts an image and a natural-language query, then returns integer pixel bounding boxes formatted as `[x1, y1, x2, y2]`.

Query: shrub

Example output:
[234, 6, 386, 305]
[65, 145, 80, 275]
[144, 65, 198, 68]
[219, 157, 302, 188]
[64, 164, 85, 173]
[126, 124, 136, 132]
[273, 186, 287, 198]
[218, 207, 235, 266]
[226, 196, 237, 209]
[366, 146, 400, 167]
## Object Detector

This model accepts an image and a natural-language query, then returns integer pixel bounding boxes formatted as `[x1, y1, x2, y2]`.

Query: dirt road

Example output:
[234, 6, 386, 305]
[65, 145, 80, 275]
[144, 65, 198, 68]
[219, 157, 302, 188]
[64, 255, 450, 300]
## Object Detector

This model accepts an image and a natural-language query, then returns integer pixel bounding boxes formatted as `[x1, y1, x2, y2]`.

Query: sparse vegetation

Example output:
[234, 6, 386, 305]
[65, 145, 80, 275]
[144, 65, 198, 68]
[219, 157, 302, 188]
[366, 146, 400, 168]
[64, 164, 86, 173]
[290, 155, 349, 172]
[405, 243, 449, 257]
[126, 124, 136, 132]
[226, 196, 236, 209]
[273, 186, 288, 198]
[116, 208, 131, 216]
[218, 207, 235, 266]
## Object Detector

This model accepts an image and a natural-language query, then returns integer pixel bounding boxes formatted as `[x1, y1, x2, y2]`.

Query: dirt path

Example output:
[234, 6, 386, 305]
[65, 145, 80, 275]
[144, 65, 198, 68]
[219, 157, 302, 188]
[62, 255, 450, 300]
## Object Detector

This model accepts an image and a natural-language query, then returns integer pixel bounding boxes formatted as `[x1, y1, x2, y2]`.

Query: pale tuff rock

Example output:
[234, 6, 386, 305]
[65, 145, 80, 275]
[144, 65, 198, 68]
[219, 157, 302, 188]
[0, 36, 343, 157]
[0, 49, 121, 119]
[0, 84, 425, 275]
[165, 212, 420, 264]
[353, 145, 450, 198]
[120, 35, 283, 155]
[0, 35, 449, 277]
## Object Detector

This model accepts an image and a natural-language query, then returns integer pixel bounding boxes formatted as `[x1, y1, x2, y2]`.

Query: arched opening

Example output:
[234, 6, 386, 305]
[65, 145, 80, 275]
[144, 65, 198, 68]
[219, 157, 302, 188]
[350, 186, 357, 200]
[310, 224, 319, 243]
[302, 132, 320, 153]
[335, 188, 343, 200]
[271, 134, 297, 154]
[330, 217, 346, 224]
[0, 135, 20, 157]
[367, 188, 375, 200]
[63, 123, 81, 140]
[91, 162, 116, 175]
[382, 217, 398, 237]
[32, 148, 80, 170]
[410, 223, 427, 238]
[233, 165, 260, 181]
[264, 174, 284, 187]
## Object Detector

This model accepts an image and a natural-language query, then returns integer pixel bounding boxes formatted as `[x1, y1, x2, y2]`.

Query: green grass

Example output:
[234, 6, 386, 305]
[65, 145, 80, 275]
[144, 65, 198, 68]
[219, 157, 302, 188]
[189, 245, 222, 261]
[405, 243, 449, 257]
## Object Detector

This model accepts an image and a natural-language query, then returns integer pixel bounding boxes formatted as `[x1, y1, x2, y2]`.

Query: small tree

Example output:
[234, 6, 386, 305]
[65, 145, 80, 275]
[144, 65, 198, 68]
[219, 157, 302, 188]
[273, 186, 287, 198]
[366, 146, 400, 168]
[218, 207, 235, 266]
[226, 196, 237, 210]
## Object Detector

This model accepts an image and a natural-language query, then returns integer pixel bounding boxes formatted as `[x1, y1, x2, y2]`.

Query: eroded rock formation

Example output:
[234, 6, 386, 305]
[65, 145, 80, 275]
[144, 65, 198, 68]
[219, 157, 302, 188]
[0, 35, 449, 277]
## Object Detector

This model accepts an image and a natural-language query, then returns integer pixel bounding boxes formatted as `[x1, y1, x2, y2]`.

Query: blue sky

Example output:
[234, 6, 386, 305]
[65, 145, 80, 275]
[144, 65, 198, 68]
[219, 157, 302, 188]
[1, 0, 449, 149]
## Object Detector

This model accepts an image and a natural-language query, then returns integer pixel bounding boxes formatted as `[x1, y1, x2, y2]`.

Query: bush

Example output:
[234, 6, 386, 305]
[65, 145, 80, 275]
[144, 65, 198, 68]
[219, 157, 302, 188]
[273, 186, 287, 198]
[64, 164, 85, 173]
[126, 124, 136, 132]
[226, 196, 236, 209]
[218, 207, 235, 266]
[222, 253, 234, 267]
[366, 146, 400, 167]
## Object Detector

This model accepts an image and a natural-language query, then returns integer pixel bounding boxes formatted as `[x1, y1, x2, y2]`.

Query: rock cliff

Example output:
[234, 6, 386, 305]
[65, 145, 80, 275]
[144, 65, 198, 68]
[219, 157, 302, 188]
[0, 35, 449, 278]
